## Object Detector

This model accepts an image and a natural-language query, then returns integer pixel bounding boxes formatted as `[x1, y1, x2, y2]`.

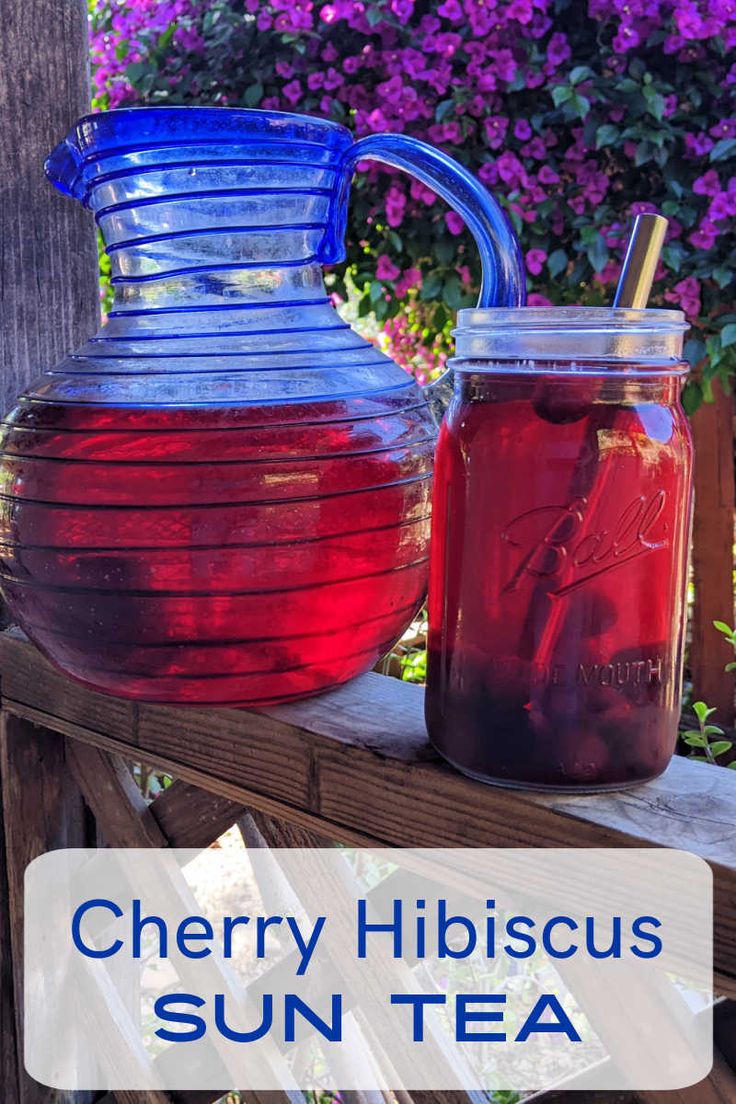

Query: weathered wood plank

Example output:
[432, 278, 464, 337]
[0, 0, 98, 416]
[0, 712, 96, 1103]
[150, 780, 245, 849]
[65, 741, 167, 848]
[0, 742, 21, 1104]
[106, 1093, 179, 1104]
[690, 379, 736, 724]
[2, 632, 735, 997]
[96, 1094, 220, 1104]
[0, 630, 138, 740]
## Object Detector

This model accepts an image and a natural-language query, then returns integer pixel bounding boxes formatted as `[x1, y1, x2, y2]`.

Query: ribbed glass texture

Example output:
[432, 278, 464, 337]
[0, 108, 522, 705]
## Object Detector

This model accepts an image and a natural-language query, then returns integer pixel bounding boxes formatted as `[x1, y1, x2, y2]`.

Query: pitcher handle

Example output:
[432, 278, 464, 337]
[326, 132, 525, 308]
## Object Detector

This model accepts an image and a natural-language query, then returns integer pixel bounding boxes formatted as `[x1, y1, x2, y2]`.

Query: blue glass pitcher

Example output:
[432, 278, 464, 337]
[0, 108, 523, 705]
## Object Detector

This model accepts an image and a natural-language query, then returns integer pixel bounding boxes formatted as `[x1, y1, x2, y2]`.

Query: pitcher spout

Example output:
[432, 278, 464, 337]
[45, 137, 86, 202]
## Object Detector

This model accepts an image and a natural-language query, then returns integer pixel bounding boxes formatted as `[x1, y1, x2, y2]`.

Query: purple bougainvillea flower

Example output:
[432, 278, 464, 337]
[89, 0, 736, 380]
[525, 248, 548, 275]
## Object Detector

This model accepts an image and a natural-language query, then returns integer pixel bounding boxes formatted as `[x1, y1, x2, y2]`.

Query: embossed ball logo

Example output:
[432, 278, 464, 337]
[501, 490, 669, 597]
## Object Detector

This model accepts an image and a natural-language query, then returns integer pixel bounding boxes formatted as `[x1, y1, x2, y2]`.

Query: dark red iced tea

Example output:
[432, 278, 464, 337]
[0, 394, 434, 704]
[426, 367, 693, 789]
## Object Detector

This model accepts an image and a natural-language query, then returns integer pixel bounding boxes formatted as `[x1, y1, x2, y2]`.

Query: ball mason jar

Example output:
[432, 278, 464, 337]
[425, 307, 693, 790]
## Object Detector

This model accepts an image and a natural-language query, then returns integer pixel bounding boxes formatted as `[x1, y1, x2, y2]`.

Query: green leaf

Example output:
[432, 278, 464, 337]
[642, 84, 665, 121]
[725, 662, 736, 672]
[684, 335, 706, 368]
[712, 267, 734, 290]
[702, 376, 714, 403]
[157, 26, 174, 50]
[709, 741, 732, 758]
[419, 272, 444, 301]
[596, 124, 619, 149]
[357, 294, 372, 318]
[662, 242, 686, 274]
[703, 724, 725, 736]
[634, 140, 654, 167]
[367, 4, 383, 23]
[552, 85, 573, 107]
[693, 701, 716, 723]
[728, 762, 736, 770]
[586, 234, 608, 274]
[710, 137, 736, 162]
[547, 249, 568, 278]
[369, 280, 385, 303]
[435, 99, 456, 123]
[682, 732, 707, 747]
[434, 238, 456, 265]
[244, 82, 263, 107]
[682, 380, 702, 415]
[569, 65, 594, 85]
[713, 620, 734, 635]
[442, 273, 464, 311]
[720, 323, 736, 348]
[124, 61, 151, 84]
[569, 92, 590, 118]
[373, 297, 389, 320]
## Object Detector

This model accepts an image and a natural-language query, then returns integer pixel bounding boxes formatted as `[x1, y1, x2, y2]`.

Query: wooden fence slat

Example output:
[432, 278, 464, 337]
[63, 744, 299, 1102]
[0, 747, 21, 1104]
[0, 712, 96, 1104]
[65, 741, 168, 848]
[150, 781, 246, 849]
[243, 812, 487, 1104]
[690, 378, 736, 724]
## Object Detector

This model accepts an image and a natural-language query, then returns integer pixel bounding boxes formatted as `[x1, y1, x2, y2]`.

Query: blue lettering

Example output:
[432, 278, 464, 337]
[516, 995, 581, 1043]
[285, 994, 342, 1042]
[154, 993, 206, 1043]
[456, 995, 506, 1042]
[358, 898, 402, 958]
[504, 916, 536, 958]
[437, 900, 476, 959]
[71, 898, 123, 959]
[215, 993, 272, 1042]
[542, 916, 578, 959]
[391, 994, 445, 1041]
[176, 916, 213, 959]
[630, 916, 663, 959]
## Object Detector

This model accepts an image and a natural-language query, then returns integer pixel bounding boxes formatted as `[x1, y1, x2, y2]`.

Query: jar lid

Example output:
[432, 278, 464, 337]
[452, 306, 688, 366]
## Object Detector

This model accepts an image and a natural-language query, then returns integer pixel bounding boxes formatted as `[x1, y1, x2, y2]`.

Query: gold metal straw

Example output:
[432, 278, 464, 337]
[612, 212, 668, 308]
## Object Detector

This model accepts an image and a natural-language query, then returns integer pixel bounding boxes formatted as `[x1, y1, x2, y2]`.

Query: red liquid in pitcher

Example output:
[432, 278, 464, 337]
[0, 394, 435, 704]
[426, 369, 692, 789]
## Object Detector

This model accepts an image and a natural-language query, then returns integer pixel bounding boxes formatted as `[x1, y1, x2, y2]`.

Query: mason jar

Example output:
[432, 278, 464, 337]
[425, 307, 693, 790]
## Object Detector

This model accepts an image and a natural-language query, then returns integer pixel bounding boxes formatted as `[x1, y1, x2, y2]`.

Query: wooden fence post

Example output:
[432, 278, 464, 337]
[0, 0, 98, 416]
[690, 379, 735, 725]
[0, 1, 99, 1099]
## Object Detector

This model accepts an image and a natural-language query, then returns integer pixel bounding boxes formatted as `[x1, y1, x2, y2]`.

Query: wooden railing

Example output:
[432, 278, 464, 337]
[1, 629, 736, 1104]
